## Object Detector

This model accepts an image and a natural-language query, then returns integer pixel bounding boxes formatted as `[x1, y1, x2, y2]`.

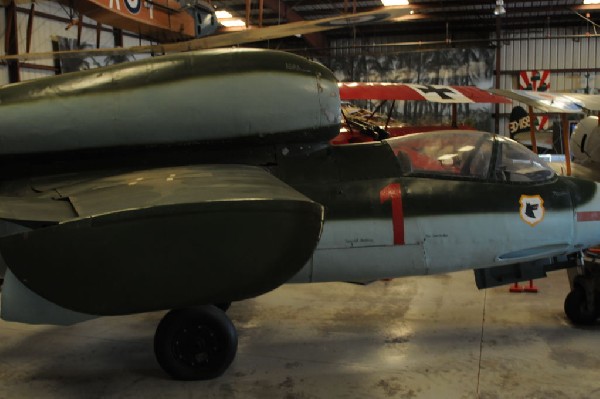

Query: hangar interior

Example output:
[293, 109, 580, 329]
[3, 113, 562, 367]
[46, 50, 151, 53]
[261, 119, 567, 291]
[1, 1, 600, 397]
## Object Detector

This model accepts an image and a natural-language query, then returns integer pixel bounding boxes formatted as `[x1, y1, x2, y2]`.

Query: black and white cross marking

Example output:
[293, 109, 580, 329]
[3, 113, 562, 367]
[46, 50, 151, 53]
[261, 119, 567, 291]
[411, 84, 472, 103]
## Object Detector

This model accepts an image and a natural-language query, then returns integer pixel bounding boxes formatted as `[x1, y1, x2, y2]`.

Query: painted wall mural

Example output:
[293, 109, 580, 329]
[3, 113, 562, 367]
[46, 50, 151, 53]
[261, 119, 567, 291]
[56, 36, 138, 73]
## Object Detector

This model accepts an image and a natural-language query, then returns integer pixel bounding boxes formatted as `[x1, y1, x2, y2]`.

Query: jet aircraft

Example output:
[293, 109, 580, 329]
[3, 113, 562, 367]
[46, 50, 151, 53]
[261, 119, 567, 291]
[2, 49, 600, 380]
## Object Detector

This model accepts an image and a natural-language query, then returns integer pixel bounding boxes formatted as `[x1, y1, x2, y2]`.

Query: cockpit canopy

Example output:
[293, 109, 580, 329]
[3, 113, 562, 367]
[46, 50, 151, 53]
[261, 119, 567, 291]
[386, 130, 555, 183]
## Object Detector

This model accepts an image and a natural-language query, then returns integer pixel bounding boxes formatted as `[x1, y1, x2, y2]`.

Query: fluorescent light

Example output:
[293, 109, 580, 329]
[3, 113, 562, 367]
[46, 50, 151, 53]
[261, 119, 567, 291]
[220, 19, 246, 27]
[494, 0, 506, 15]
[215, 9, 246, 27]
[215, 10, 233, 19]
[584, 1, 600, 4]
[381, 0, 409, 5]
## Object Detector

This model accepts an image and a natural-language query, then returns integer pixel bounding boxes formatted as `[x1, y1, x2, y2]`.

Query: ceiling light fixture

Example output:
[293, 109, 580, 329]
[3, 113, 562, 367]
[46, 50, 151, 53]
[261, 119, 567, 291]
[215, 10, 233, 19]
[381, 0, 410, 6]
[215, 9, 246, 27]
[494, 0, 506, 15]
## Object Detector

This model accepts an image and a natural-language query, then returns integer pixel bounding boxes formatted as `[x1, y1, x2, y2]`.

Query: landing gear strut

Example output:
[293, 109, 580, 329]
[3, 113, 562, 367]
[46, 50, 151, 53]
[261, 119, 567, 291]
[154, 305, 238, 380]
[564, 252, 600, 325]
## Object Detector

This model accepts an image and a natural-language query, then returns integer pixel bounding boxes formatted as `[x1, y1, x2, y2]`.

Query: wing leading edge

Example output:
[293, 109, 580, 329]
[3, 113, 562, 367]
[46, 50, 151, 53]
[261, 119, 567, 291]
[339, 82, 511, 103]
[0, 165, 323, 317]
[491, 89, 600, 113]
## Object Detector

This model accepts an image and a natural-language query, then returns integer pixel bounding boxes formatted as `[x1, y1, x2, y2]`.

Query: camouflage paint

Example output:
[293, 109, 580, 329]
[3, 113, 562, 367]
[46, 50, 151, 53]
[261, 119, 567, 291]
[0, 48, 340, 155]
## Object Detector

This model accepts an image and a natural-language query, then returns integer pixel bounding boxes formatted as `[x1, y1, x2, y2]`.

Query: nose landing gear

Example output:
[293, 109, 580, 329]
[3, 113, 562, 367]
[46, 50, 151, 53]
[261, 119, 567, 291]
[564, 252, 600, 326]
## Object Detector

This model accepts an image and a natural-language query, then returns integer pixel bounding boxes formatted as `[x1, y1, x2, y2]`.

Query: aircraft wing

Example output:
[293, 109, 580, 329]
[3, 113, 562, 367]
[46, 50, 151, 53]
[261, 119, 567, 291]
[0, 165, 323, 316]
[562, 93, 600, 111]
[490, 89, 600, 113]
[0, 6, 418, 61]
[339, 82, 511, 103]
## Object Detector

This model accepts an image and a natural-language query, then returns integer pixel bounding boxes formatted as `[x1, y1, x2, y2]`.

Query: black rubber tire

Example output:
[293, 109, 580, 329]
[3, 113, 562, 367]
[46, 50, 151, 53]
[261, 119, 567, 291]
[564, 287, 598, 326]
[154, 305, 238, 380]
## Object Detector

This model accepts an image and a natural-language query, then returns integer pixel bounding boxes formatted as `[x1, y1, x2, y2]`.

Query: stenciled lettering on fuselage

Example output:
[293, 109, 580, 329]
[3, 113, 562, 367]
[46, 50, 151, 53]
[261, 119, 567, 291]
[509, 115, 530, 135]
[519, 194, 545, 226]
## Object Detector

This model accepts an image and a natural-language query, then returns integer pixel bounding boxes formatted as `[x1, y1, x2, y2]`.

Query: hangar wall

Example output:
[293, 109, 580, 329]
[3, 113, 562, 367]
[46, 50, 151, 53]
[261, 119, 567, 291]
[499, 28, 600, 93]
[328, 30, 600, 93]
[0, 2, 151, 83]
[330, 29, 600, 135]
[497, 28, 600, 135]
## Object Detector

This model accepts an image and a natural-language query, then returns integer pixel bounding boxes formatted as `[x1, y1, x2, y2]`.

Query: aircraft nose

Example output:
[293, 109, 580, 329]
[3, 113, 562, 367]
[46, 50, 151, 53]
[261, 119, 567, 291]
[571, 116, 600, 164]
[317, 72, 341, 127]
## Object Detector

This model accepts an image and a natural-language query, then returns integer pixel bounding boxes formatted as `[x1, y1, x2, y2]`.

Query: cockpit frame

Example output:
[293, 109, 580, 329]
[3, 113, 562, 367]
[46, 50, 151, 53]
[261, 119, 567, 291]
[385, 130, 556, 184]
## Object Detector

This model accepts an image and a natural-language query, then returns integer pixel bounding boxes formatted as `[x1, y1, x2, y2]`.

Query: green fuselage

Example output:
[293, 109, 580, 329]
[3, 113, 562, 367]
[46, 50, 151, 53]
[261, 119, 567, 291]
[1, 48, 600, 321]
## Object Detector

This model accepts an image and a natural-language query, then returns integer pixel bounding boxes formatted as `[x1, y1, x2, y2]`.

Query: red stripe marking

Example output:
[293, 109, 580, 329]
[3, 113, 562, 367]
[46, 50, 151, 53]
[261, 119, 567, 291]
[520, 71, 531, 89]
[577, 211, 600, 222]
[541, 70, 551, 89]
[380, 183, 405, 245]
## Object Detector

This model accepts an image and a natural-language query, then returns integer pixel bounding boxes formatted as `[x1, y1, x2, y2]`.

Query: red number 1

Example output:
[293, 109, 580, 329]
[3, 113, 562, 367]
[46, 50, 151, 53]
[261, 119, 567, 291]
[379, 183, 405, 245]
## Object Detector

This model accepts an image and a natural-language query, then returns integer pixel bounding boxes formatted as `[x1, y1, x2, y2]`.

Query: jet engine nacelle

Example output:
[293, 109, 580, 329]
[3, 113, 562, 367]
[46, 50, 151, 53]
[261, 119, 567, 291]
[0, 49, 341, 155]
[571, 116, 600, 164]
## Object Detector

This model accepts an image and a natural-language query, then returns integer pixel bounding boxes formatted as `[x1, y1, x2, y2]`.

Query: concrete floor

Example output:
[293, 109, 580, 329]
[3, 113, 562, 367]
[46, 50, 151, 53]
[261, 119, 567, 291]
[0, 269, 599, 399]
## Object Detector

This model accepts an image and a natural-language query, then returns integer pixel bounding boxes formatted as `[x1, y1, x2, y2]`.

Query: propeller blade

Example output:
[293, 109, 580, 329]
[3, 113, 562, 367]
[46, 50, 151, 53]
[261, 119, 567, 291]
[0, 6, 417, 61]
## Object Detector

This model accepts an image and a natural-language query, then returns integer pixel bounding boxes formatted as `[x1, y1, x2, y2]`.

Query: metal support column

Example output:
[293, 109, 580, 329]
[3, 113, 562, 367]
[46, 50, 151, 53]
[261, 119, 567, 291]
[25, 3, 35, 53]
[494, 15, 502, 134]
[5, 1, 21, 83]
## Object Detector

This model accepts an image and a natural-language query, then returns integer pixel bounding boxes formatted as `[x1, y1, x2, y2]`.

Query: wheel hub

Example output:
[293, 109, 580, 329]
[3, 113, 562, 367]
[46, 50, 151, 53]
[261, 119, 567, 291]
[173, 325, 218, 368]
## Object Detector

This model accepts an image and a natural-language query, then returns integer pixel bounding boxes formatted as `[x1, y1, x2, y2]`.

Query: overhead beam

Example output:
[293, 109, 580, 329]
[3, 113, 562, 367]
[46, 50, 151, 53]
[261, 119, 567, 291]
[405, 5, 599, 18]
[324, 13, 597, 39]
[574, 5, 600, 11]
